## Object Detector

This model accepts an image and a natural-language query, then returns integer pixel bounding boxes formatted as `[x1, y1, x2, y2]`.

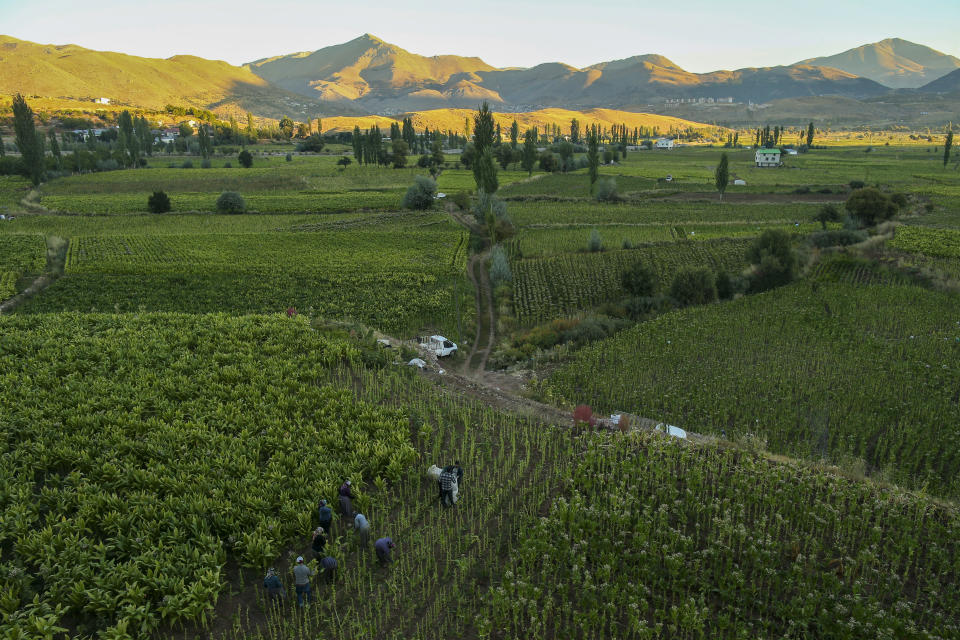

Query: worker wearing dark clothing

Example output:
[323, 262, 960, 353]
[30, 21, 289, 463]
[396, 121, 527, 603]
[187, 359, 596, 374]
[439, 466, 456, 507]
[263, 568, 284, 602]
[317, 500, 332, 531]
[375, 537, 394, 565]
[311, 527, 326, 558]
[319, 556, 338, 583]
[339, 480, 354, 519]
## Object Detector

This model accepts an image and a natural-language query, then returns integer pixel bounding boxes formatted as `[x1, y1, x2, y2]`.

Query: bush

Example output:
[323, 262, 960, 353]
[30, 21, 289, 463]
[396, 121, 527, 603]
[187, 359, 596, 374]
[849, 180, 865, 190]
[401, 176, 437, 210]
[296, 135, 325, 153]
[216, 191, 246, 214]
[337, 157, 352, 169]
[670, 268, 718, 306]
[201, 158, 212, 169]
[451, 191, 470, 210]
[715, 269, 737, 300]
[813, 203, 842, 229]
[489, 245, 512, 289]
[147, 191, 171, 214]
[472, 190, 507, 222]
[746, 230, 797, 292]
[595, 177, 619, 202]
[890, 192, 908, 210]
[588, 229, 603, 252]
[238, 150, 253, 168]
[223, 162, 232, 168]
[622, 238, 633, 249]
[808, 229, 869, 248]
[181, 160, 194, 169]
[96, 159, 119, 171]
[623, 295, 673, 320]
[285, 153, 292, 162]
[845, 187, 897, 227]
[622, 260, 658, 296]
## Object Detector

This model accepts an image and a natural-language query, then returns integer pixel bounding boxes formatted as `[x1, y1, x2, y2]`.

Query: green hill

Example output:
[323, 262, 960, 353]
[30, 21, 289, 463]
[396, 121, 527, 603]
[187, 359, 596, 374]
[0, 34, 333, 119]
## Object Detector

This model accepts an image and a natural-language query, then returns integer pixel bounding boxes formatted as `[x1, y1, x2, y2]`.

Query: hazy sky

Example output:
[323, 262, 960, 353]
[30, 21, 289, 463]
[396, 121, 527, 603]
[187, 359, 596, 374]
[1, 0, 957, 72]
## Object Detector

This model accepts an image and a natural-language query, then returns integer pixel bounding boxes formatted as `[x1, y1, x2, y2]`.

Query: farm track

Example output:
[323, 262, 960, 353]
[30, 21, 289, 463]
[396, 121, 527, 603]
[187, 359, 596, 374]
[0, 235, 67, 314]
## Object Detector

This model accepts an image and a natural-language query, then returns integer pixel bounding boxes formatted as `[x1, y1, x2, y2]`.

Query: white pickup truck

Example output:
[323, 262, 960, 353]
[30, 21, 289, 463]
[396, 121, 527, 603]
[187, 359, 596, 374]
[419, 335, 458, 357]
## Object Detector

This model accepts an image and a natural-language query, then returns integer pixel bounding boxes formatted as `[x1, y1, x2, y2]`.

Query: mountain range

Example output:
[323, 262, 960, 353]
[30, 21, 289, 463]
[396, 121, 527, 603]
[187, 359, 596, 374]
[1, 34, 958, 121]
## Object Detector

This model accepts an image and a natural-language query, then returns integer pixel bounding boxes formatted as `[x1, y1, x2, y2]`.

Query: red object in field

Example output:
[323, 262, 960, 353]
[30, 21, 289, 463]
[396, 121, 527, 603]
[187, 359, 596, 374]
[286, 307, 297, 317]
[573, 405, 596, 427]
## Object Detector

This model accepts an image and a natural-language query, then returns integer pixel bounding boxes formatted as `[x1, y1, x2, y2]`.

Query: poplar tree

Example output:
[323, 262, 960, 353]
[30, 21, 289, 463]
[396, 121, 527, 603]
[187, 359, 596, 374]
[806, 122, 815, 147]
[472, 101, 498, 195]
[715, 153, 729, 203]
[521, 129, 537, 176]
[12, 94, 44, 184]
[510, 120, 519, 149]
[570, 118, 580, 144]
[944, 129, 953, 167]
[48, 129, 62, 169]
[352, 125, 363, 164]
[587, 131, 599, 194]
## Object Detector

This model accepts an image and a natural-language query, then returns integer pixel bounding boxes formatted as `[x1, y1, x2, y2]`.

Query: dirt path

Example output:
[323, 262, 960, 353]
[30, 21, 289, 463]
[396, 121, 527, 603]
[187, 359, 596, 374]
[0, 235, 67, 314]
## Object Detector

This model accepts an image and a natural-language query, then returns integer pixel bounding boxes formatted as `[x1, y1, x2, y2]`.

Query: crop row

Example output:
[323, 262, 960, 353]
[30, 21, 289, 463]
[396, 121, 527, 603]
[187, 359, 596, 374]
[509, 199, 823, 227]
[512, 238, 752, 325]
[540, 280, 960, 497]
[482, 432, 960, 639]
[510, 222, 823, 258]
[0, 234, 46, 299]
[890, 225, 960, 258]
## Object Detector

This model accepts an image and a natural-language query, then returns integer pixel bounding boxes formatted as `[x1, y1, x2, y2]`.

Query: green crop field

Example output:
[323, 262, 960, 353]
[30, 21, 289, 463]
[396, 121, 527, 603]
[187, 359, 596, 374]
[17, 229, 469, 339]
[512, 239, 752, 325]
[0, 233, 46, 299]
[540, 279, 960, 496]
[482, 432, 960, 640]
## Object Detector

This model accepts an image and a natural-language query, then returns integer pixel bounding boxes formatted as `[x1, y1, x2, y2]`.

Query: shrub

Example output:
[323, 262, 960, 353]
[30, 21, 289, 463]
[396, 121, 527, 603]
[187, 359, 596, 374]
[808, 229, 869, 248]
[451, 191, 470, 210]
[337, 157, 352, 169]
[845, 187, 897, 227]
[670, 268, 718, 306]
[181, 160, 194, 169]
[223, 162, 232, 168]
[813, 203, 842, 229]
[238, 150, 253, 168]
[401, 176, 437, 210]
[285, 153, 292, 162]
[489, 245, 512, 289]
[623, 295, 673, 320]
[96, 159, 119, 171]
[147, 191, 171, 214]
[472, 190, 507, 222]
[849, 180, 865, 190]
[890, 192, 908, 210]
[201, 158, 212, 169]
[622, 260, 658, 296]
[588, 229, 603, 252]
[595, 177, 619, 202]
[715, 269, 737, 300]
[746, 230, 797, 292]
[216, 191, 246, 214]
[622, 238, 633, 249]
[296, 135, 325, 153]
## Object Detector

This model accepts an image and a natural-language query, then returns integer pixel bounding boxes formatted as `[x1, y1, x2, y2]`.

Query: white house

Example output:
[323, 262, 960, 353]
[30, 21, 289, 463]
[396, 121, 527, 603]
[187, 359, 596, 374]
[94, 97, 110, 105]
[733, 179, 746, 186]
[755, 148, 782, 167]
[655, 138, 675, 150]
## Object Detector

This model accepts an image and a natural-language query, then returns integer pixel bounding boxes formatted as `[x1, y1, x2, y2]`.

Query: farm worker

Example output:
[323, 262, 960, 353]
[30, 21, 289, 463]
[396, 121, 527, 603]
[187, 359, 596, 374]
[263, 568, 284, 602]
[374, 537, 395, 565]
[311, 526, 327, 558]
[339, 480, 355, 520]
[454, 461, 464, 488]
[438, 465, 457, 507]
[317, 499, 333, 532]
[354, 513, 371, 547]
[293, 556, 314, 607]
[319, 556, 338, 583]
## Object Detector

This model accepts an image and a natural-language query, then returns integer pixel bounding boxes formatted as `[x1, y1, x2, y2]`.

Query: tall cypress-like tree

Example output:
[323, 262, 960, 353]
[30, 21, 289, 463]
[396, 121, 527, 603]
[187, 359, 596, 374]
[198, 123, 211, 159]
[715, 152, 729, 203]
[48, 129, 62, 169]
[570, 118, 580, 144]
[118, 110, 137, 167]
[521, 129, 537, 176]
[472, 101, 498, 195]
[352, 125, 363, 164]
[944, 129, 953, 167]
[510, 120, 519, 149]
[806, 122, 815, 147]
[12, 94, 44, 185]
[587, 130, 599, 194]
